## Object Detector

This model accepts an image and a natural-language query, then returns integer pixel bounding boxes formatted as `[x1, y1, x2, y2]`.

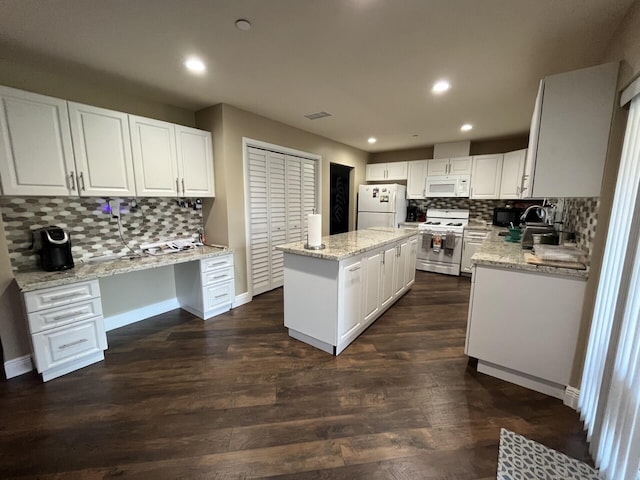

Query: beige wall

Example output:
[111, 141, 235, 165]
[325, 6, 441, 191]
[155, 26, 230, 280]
[369, 135, 529, 164]
[195, 104, 369, 296]
[0, 60, 196, 364]
[370, 147, 434, 163]
[569, 0, 640, 387]
[469, 136, 529, 155]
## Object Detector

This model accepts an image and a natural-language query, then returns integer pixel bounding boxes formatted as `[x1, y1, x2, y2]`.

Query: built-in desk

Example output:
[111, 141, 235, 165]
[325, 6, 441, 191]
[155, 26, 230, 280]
[14, 246, 234, 381]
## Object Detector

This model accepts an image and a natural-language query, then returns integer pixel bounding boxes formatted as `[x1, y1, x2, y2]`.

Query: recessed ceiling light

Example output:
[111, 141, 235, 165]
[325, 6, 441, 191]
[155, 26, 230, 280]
[368, 137, 377, 144]
[460, 124, 473, 132]
[235, 19, 252, 31]
[184, 57, 206, 73]
[432, 80, 451, 94]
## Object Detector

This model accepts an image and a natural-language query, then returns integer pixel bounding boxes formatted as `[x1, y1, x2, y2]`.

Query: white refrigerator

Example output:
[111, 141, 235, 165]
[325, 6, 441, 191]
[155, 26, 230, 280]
[357, 184, 407, 229]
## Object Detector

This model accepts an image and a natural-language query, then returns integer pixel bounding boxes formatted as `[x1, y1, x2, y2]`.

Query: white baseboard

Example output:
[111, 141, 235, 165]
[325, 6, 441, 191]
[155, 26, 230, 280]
[232, 292, 251, 308]
[104, 298, 180, 331]
[4, 354, 34, 379]
[564, 386, 580, 410]
[477, 360, 566, 400]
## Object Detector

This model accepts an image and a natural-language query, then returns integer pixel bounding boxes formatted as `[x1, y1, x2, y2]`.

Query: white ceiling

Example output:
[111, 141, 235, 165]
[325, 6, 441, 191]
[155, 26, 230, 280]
[0, 0, 633, 152]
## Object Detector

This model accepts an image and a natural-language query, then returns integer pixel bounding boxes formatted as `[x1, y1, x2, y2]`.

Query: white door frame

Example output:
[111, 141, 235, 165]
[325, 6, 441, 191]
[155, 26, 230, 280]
[242, 137, 322, 300]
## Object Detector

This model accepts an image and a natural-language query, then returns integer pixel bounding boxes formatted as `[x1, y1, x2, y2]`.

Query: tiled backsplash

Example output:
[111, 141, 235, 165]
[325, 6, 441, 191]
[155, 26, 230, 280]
[409, 198, 509, 223]
[563, 197, 599, 257]
[1, 197, 203, 271]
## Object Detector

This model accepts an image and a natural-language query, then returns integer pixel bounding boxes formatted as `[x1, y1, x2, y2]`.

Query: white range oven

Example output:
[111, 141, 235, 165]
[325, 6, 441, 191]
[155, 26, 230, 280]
[416, 209, 469, 276]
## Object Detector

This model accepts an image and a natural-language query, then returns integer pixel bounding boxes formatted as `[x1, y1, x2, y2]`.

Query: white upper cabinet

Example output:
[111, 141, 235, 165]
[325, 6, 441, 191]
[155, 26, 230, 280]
[68, 102, 136, 197]
[0, 85, 215, 198]
[130, 117, 215, 198]
[366, 162, 407, 181]
[406, 160, 427, 199]
[0, 86, 75, 196]
[449, 156, 472, 175]
[427, 159, 449, 176]
[130, 115, 179, 197]
[175, 125, 215, 197]
[524, 62, 618, 198]
[470, 154, 503, 199]
[385, 162, 407, 180]
[427, 157, 471, 177]
[500, 149, 527, 199]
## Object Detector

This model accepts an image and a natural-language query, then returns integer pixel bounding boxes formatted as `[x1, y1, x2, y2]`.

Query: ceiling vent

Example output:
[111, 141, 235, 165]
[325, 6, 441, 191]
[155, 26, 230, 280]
[304, 111, 332, 120]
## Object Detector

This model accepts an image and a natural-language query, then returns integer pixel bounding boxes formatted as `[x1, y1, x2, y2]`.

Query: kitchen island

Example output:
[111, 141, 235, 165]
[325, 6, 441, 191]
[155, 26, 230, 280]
[275, 228, 418, 355]
[465, 229, 588, 400]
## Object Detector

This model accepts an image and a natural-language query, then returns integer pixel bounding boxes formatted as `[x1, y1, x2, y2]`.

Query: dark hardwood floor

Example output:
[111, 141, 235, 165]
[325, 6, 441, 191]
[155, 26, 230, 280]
[0, 271, 591, 479]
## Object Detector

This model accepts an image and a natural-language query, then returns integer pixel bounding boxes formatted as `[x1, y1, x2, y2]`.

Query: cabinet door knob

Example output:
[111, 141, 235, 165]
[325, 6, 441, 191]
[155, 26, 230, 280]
[68, 172, 76, 191]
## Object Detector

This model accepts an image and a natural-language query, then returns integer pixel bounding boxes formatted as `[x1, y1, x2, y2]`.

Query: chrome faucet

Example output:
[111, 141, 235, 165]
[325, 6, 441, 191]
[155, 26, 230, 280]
[520, 205, 547, 225]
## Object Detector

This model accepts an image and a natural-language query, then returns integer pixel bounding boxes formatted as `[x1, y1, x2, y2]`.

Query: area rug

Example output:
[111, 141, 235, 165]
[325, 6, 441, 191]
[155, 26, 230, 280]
[497, 429, 599, 480]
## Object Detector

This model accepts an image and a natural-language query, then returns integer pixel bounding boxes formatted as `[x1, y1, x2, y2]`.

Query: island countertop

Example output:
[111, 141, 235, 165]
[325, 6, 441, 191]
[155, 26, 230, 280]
[14, 245, 232, 292]
[472, 229, 589, 279]
[275, 227, 418, 261]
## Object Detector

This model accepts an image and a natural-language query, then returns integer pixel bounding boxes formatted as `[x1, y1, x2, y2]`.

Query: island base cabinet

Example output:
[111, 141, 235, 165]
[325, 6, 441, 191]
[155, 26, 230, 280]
[465, 265, 586, 398]
[283, 234, 418, 355]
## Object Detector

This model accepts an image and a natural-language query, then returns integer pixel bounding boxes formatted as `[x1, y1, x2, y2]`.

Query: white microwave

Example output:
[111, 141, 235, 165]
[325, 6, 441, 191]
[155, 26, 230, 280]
[424, 175, 470, 197]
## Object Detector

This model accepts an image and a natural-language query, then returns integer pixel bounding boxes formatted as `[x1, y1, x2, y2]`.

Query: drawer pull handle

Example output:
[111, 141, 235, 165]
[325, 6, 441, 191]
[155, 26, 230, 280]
[349, 266, 361, 271]
[58, 338, 88, 350]
[208, 262, 227, 268]
[53, 310, 85, 321]
[214, 294, 228, 299]
[211, 275, 227, 280]
[49, 292, 81, 301]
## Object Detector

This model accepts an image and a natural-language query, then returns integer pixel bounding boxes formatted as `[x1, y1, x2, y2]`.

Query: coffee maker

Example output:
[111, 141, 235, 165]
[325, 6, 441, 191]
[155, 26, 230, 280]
[406, 205, 418, 222]
[33, 227, 75, 271]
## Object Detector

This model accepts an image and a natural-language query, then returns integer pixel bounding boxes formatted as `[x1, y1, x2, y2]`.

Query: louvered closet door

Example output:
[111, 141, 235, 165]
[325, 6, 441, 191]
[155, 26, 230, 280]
[302, 159, 318, 238]
[268, 152, 287, 288]
[248, 148, 271, 295]
[286, 156, 303, 243]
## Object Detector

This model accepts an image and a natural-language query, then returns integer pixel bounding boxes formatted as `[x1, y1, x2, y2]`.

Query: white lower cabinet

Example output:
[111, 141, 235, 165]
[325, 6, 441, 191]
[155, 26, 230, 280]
[465, 265, 586, 398]
[23, 279, 107, 382]
[380, 245, 397, 310]
[363, 251, 382, 323]
[175, 252, 235, 320]
[461, 230, 489, 274]
[340, 261, 363, 342]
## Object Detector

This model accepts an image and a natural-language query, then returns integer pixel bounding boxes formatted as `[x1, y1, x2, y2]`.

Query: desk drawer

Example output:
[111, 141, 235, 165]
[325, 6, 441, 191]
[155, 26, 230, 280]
[32, 317, 107, 373]
[201, 266, 234, 286]
[25, 280, 101, 313]
[203, 281, 234, 311]
[201, 254, 233, 273]
[28, 298, 103, 333]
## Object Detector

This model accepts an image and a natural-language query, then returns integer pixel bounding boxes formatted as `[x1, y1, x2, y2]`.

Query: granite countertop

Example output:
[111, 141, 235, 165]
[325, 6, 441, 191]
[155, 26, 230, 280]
[471, 229, 589, 279]
[14, 245, 232, 292]
[275, 228, 418, 261]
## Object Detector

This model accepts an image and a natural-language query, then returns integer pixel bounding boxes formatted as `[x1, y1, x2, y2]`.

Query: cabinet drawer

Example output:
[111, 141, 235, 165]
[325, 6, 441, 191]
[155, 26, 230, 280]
[201, 266, 234, 286]
[24, 280, 101, 313]
[203, 281, 234, 311]
[201, 254, 233, 273]
[32, 317, 107, 373]
[27, 298, 103, 333]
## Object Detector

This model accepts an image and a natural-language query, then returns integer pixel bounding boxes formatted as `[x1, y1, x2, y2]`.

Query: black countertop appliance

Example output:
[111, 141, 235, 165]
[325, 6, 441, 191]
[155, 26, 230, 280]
[34, 226, 74, 271]
[406, 205, 418, 222]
